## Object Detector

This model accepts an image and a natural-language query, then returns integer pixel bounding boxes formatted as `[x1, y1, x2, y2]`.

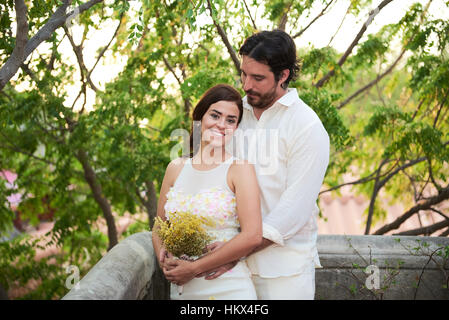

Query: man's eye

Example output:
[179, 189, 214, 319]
[254, 77, 264, 81]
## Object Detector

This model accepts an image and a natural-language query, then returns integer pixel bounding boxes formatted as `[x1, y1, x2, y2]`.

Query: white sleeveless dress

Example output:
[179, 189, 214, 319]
[164, 156, 257, 300]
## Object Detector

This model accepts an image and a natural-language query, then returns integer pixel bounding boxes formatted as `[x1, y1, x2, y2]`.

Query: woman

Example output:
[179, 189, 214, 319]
[152, 84, 262, 300]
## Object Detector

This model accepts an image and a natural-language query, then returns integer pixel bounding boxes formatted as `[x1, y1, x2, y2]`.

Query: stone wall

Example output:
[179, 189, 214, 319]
[316, 234, 449, 300]
[62, 232, 449, 300]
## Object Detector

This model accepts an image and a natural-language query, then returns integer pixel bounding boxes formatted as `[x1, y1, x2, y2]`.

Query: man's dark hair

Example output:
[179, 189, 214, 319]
[239, 30, 300, 89]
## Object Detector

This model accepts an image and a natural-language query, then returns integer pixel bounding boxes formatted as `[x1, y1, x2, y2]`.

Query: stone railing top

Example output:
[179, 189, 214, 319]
[62, 231, 155, 300]
[318, 234, 449, 255]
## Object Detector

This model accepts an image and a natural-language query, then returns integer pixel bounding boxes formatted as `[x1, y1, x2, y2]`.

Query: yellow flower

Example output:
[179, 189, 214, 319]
[154, 211, 215, 258]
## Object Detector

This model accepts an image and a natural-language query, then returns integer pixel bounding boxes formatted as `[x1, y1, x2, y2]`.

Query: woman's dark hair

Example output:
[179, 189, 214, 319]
[239, 30, 300, 89]
[189, 84, 243, 157]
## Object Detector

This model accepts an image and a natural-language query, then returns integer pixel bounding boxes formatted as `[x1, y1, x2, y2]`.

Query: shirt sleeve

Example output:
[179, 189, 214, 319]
[263, 120, 330, 243]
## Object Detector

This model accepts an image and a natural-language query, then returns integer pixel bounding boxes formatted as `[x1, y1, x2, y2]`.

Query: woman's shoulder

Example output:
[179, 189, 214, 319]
[228, 157, 258, 191]
[168, 156, 189, 168]
[229, 157, 255, 175]
[231, 157, 252, 166]
[165, 157, 189, 181]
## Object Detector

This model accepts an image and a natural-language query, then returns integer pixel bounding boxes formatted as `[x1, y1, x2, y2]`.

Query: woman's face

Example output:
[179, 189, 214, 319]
[201, 100, 240, 148]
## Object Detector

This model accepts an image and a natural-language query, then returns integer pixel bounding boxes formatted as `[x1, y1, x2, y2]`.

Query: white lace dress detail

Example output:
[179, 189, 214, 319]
[164, 186, 240, 243]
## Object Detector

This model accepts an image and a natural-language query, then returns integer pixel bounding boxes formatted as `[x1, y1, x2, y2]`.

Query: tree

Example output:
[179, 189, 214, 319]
[0, 0, 448, 299]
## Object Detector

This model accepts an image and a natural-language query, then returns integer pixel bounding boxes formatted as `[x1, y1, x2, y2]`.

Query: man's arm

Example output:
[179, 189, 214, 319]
[262, 120, 329, 243]
[197, 238, 273, 280]
[252, 238, 274, 253]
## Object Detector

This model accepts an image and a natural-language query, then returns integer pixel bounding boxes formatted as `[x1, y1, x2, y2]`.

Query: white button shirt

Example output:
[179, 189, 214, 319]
[232, 88, 329, 277]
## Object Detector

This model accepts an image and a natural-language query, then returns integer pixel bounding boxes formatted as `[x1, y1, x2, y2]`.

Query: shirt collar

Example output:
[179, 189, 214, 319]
[243, 88, 298, 111]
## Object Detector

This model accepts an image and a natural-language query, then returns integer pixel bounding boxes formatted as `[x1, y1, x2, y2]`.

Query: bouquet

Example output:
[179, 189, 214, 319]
[154, 211, 215, 294]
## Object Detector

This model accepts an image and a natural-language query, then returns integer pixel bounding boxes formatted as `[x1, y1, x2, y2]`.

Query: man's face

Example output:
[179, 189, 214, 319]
[240, 55, 283, 110]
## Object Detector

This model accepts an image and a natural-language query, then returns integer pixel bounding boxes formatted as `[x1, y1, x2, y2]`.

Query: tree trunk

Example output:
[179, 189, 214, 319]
[76, 149, 118, 250]
[145, 180, 158, 229]
[0, 0, 28, 90]
[137, 180, 158, 229]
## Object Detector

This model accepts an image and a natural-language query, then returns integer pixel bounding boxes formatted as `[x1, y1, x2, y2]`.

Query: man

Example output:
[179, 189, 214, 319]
[205, 30, 330, 300]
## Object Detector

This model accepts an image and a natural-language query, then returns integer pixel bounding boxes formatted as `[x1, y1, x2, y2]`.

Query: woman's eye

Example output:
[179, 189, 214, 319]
[210, 113, 219, 119]
[227, 119, 236, 124]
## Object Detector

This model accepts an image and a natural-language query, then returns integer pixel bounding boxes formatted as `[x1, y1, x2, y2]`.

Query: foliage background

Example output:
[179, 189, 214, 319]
[0, 0, 448, 299]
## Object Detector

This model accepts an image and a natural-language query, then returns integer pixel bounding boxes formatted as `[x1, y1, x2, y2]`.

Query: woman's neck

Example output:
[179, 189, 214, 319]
[193, 145, 231, 166]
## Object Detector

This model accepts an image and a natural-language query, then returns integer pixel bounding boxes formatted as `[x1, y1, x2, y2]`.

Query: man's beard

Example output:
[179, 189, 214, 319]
[246, 84, 278, 109]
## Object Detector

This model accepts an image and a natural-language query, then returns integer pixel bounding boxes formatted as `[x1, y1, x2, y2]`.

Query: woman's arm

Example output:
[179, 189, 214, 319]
[164, 160, 262, 284]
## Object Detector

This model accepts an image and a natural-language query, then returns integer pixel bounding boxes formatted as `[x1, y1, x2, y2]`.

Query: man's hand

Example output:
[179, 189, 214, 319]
[196, 260, 238, 280]
[194, 241, 238, 280]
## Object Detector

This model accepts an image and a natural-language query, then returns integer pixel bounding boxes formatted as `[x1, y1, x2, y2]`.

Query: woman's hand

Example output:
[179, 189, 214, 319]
[158, 246, 173, 269]
[163, 258, 198, 286]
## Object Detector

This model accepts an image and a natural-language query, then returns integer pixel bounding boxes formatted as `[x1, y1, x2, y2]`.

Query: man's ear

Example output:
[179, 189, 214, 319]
[280, 69, 290, 87]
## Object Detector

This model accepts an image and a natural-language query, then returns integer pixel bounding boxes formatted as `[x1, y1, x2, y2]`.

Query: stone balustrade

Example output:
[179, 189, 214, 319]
[62, 232, 449, 300]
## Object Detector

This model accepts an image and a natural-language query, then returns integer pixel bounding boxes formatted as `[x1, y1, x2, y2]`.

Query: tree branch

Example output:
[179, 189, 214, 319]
[87, 12, 124, 82]
[429, 208, 449, 221]
[335, 0, 431, 98]
[327, 1, 351, 47]
[338, 47, 406, 109]
[20, 62, 38, 83]
[206, 0, 240, 74]
[314, 0, 394, 88]
[427, 157, 442, 192]
[439, 228, 449, 237]
[63, 25, 99, 92]
[433, 89, 449, 128]
[394, 218, 449, 236]
[277, 2, 292, 31]
[365, 158, 389, 234]
[374, 184, 449, 235]
[47, 34, 66, 71]
[0, 0, 104, 91]
[292, 0, 335, 39]
[0, 0, 29, 90]
[25, 0, 103, 58]
[242, 0, 257, 30]
[320, 156, 426, 195]
[70, 13, 122, 111]
[163, 56, 192, 117]
[163, 56, 182, 86]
